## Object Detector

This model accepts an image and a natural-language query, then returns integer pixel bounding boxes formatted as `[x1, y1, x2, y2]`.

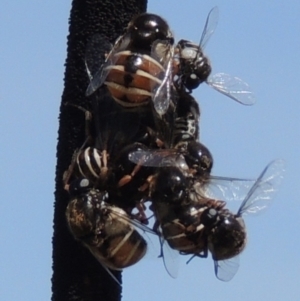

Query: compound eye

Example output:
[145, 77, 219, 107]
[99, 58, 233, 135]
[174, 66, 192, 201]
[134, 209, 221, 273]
[208, 216, 246, 261]
[185, 75, 201, 91]
[195, 60, 211, 83]
[200, 155, 213, 172]
[186, 141, 213, 175]
[130, 13, 172, 48]
[153, 167, 188, 204]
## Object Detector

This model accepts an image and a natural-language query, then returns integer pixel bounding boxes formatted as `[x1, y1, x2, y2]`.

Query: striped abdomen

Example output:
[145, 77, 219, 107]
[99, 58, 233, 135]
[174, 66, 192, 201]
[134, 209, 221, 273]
[76, 147, 108, 181]
[104, 50, 165, 107]
[161, 205, 208, 254]
[66, 190, 147, 270]
[87, 206, 147, 270]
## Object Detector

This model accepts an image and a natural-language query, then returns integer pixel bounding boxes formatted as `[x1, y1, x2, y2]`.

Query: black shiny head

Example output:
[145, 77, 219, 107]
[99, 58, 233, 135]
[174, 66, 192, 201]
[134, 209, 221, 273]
[185, 141, 213, 177]
[208, 215, 246, 261]
[186, 57, 211, 90]
[152, 166, 189, 205]
[128, 13, 173, 50]
[177, 39, 211, 91]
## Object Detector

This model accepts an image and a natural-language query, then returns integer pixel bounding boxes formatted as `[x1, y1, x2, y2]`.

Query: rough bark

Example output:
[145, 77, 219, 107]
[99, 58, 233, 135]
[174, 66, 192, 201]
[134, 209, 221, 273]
[52, 1, 147, 300]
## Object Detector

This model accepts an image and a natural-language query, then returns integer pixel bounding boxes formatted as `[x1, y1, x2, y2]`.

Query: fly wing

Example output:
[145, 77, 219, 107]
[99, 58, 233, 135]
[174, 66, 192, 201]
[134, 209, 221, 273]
[151, 39, 174, 116]
[199, 6, 219, 49]
[194, 175, 256, 202]
[207, 72, 256, 105]
[237, 159, 286, 216]
[128, 149, 185, 168]
[160, 236, 180, 278]
[86, 33, 131, 96]
[214, 256, 240, 281]
[83, 245, 122, 286]
[85, 34, 113, 82]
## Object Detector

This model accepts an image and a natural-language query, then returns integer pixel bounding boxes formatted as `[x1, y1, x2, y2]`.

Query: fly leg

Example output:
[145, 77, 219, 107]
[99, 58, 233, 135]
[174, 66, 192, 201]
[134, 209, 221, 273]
[62, 104, 94, 191]
[138, 174, 156, 194]
[117, 162, 143, 187]
[64, 103, 93, 141]
[131, 201, 148, 225]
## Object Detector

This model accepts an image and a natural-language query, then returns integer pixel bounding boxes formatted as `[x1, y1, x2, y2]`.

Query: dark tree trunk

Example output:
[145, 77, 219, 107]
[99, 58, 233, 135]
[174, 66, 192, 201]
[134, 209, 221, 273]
[52, 1, 147, 300]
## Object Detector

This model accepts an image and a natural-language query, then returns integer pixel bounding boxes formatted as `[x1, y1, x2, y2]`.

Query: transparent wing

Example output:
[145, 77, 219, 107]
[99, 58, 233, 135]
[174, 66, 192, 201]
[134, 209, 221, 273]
[83, 244, 122, 286]
[214, 255, 240, 281]
[86, 33, 131, 96]
[112, 208, 164, 268]
[206, 73, 256, 105]
[128, 149, 186, 168]
[152, 70, 171, 116]
[128, 149, 166, 167]
[85, 34, 113, 81]
[151, 40, 174, 116]
[237, 159, 286, 216]
[85, 35, 113, 95]
[199, 6, 219, 49]
[127, 209, 180, 277]
[112, 208, 158, 236]
[159, 236, 180, 278]
[194, 175, 257, 203]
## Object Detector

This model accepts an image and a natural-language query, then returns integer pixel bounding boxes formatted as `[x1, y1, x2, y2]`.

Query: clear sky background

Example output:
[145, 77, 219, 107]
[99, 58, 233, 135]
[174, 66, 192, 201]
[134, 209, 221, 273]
[1, 1, 299, 300]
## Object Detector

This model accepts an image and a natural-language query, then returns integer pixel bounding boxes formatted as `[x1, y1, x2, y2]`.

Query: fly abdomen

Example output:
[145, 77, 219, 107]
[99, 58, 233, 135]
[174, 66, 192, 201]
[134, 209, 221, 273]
[162, 219, 206, 254]
[173, 114, 198, 145]
[97, 207, 147, 269]
[104, 51, 165, 107]
[112, 51, 165, 75]
[76, 147, 107, 180]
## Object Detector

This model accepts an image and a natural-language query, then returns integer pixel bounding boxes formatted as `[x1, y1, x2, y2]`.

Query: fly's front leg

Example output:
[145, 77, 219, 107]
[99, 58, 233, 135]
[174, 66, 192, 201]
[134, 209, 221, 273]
[184, 247, 208, 264]
[146, 126, 164, 148]
[62, 104, 94, 191]
[135, 201, 148, 224]
[65, 103, 93, 142]
[117, 162, 143, 187]
[138, 174, 156, 194]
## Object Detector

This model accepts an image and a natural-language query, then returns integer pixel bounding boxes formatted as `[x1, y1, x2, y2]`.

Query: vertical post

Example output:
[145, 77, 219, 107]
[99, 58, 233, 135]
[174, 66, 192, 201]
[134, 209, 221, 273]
[52, 1, 147, 300]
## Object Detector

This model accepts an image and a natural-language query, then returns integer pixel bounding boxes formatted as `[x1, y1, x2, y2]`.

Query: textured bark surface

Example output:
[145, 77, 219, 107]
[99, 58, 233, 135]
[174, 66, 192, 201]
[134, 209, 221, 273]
[52, 1, 147, 300]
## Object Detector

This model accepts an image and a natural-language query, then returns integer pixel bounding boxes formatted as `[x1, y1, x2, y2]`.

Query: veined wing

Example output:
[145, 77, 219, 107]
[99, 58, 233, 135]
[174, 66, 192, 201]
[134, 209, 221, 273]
[207, 72, 255, 106]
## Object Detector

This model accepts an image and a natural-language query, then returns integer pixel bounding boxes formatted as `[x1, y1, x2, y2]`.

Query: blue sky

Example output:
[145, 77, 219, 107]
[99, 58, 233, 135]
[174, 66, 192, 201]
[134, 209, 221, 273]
[1, 1, 299, 300]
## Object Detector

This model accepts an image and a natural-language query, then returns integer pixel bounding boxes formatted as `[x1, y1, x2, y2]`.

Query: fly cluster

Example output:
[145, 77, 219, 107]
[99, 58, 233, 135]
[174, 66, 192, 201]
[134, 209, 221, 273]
[63, 8, 285, 284]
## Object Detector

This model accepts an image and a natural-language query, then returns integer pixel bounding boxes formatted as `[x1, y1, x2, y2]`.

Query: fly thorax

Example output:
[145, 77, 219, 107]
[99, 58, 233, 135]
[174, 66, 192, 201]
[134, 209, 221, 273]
[181, 47, 198, 60]
[208, 214, 247, 260]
